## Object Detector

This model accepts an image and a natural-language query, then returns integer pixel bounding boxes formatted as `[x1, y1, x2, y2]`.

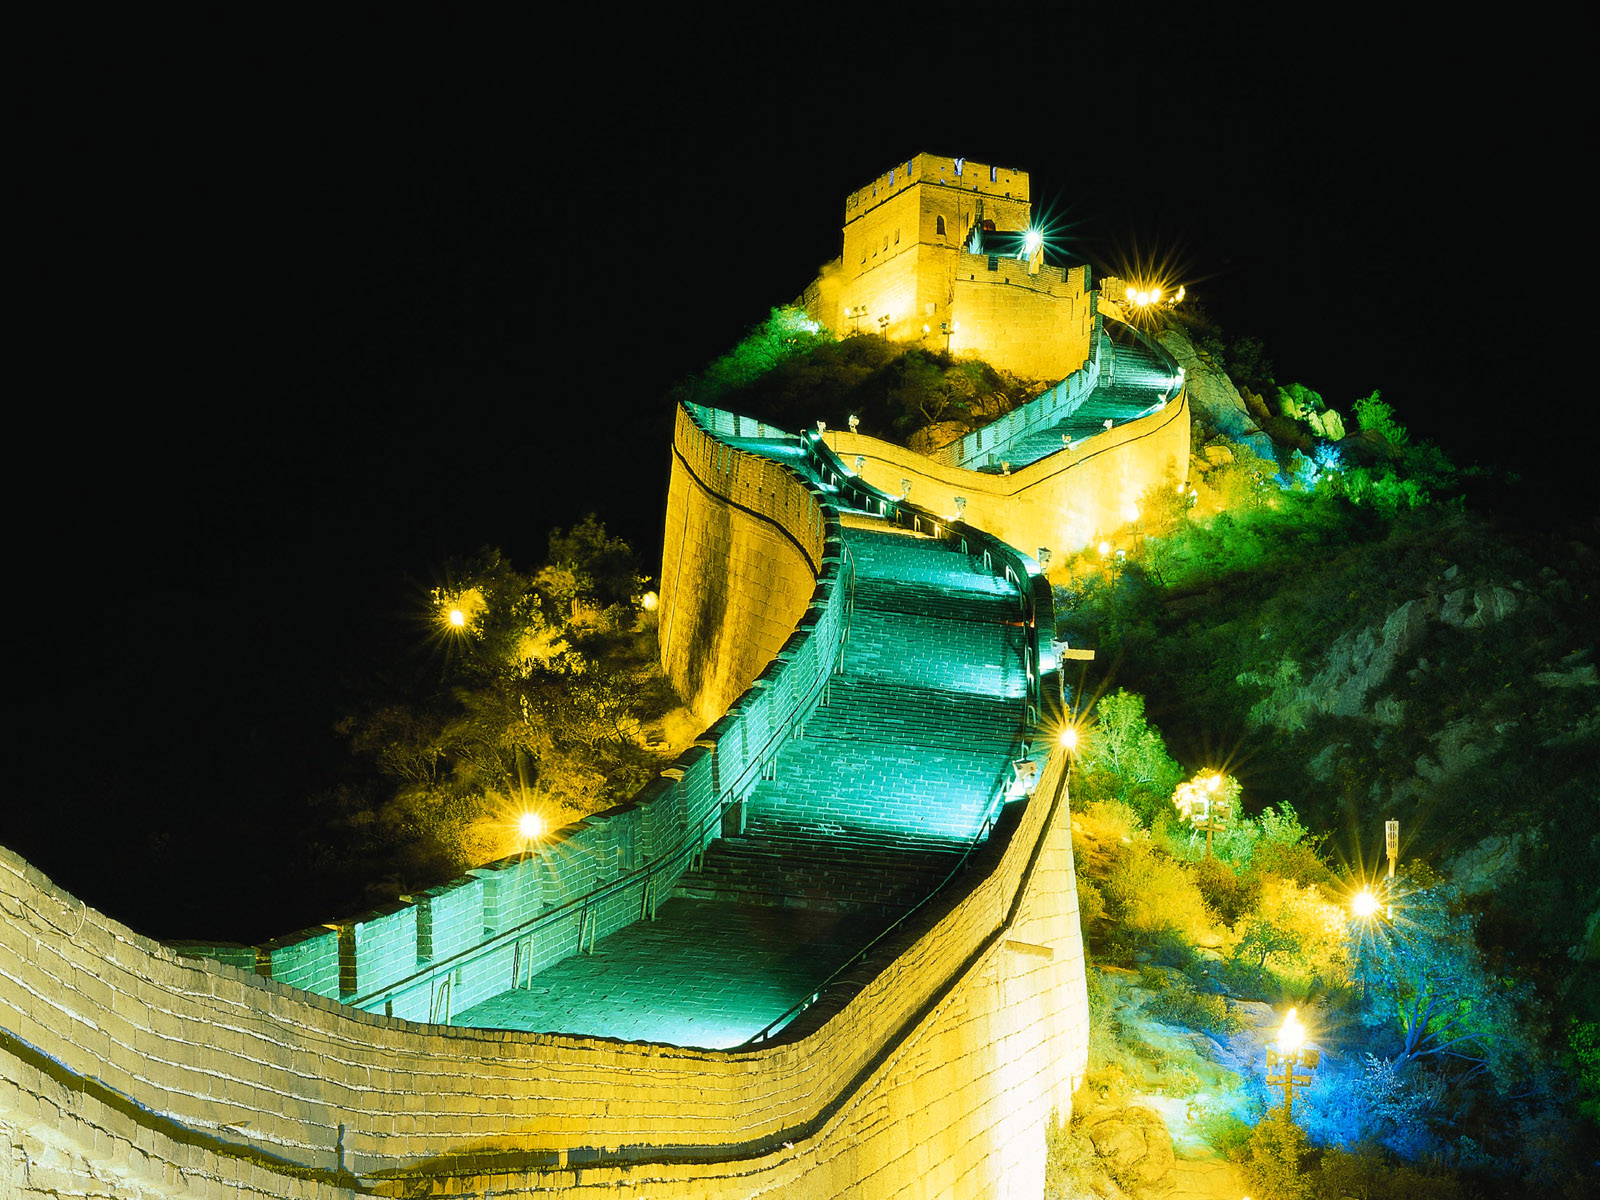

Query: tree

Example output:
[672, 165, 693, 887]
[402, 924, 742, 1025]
[1241, 1108, 1313, 1200]
[336, 524, 669, 879]
[1351, 873, 1538, 1092]
[684, 306, 833, 402]
[1082, 689, 1184, 822]
[1352, 389, 1409, 447]
[545, 513, 647, 613]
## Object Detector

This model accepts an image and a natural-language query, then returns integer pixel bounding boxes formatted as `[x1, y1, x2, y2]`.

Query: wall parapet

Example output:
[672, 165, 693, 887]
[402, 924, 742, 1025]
[159, 403, 852, 1034]
[1, 735, 1087, 1195]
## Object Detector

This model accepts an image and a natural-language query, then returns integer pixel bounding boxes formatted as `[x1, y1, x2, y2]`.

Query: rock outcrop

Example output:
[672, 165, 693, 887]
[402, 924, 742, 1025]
[1157, 324, 1276, 462]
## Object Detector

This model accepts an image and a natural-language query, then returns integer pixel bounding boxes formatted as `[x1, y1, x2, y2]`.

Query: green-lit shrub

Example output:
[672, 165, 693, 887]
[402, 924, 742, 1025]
[1082, 690, 1185, 825]
[1190, 1105, 1254, 1159]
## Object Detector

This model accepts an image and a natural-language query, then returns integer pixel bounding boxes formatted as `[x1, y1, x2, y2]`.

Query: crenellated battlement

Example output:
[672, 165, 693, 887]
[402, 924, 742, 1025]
[804, 151, 1093, 380]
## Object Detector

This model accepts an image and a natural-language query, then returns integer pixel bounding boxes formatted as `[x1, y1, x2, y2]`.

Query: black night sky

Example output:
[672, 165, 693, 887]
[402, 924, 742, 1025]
[12, 13, 1591, 942]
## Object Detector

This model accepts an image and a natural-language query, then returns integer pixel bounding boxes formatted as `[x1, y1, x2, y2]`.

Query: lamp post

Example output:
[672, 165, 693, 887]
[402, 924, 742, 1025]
[1265, 1007, 1319, 1119]
[940, 319, 957, 353]
[1172, 771, 1233, 859]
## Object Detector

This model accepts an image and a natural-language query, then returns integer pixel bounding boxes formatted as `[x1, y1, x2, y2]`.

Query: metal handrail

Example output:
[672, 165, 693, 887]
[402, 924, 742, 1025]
[738, 739, 1029, 1047]
[352, 408, 856, 1015]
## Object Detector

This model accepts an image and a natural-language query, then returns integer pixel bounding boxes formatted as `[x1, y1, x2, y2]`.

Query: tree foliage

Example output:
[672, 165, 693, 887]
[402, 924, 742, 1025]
[1350, 872, 1539, 1093]
[1082, 689, 1185, 823]
[331, 519, 678, 893]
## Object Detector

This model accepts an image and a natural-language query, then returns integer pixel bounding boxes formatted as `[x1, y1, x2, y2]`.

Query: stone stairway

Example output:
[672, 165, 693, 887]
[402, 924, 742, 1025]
[672, 516, 1027, 910]
[672, 815, 966, 916]
[986, 330, 1180, 470]
[450, 432, 1035, 1045]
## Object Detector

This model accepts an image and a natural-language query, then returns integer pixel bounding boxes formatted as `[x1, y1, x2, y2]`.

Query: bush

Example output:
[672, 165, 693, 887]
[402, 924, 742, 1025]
[1144, 977, 1245, 1037]
[1191, 1105, 1254, 1159]
[1042, 1106, 1098, 1199]
[1102, 837, 1218, 955]
[1241, 1109, 1313, 1200]
[1253, 840, 1335, 887]
[1191, 855, 1263, 924]
[1076, 872, 1106, 929]
[1316, 1145, 1467, 1199]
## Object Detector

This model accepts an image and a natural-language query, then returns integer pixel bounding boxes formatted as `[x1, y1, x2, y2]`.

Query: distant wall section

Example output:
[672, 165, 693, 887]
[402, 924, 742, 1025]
[827, 390, 1191, 564]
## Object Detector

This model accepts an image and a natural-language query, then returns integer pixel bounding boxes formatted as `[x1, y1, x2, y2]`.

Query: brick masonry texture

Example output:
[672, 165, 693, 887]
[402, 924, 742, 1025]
[1, 744, 1088, 1198]
[1, 396, 1091, 1197]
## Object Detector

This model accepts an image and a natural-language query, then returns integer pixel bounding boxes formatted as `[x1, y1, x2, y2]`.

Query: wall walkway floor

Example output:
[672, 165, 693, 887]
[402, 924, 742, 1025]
[450, 897, 889, 1048]
[450, 441, 1030, 1056]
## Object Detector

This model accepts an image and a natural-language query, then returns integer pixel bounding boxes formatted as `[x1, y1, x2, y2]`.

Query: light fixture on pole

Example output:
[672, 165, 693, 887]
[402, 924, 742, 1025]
[1265, 1008, 1319, 1120]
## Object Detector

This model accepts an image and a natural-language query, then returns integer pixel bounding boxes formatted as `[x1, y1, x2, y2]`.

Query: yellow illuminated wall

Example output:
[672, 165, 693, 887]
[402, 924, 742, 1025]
[826, 389, 1192, 565]
[0, 741, 1090, 1197]
[801, 152, 1093, 381]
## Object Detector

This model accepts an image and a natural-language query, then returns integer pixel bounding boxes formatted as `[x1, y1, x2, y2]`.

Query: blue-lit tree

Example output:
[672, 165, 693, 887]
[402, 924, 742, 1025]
[1350, 876, 1537, 1093]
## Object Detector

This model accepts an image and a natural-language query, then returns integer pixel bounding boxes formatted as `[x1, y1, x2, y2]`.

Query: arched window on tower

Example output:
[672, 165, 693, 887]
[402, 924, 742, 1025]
[936, 215, 946, 236]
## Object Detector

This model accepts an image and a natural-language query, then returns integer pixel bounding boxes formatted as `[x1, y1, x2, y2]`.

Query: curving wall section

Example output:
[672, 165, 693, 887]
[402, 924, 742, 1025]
[827, 388, 1190, 565]
[1, 753, 1087, 1198]
[659, 403, 833, 725]
[0, 401, 1090, 1198]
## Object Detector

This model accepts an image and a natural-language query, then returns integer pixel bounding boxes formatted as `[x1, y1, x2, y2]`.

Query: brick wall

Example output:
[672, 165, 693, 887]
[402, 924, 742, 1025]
[659, 402, 830, 724]
[827, 388, 1192, 565]
[1, 742, 1089, 1198]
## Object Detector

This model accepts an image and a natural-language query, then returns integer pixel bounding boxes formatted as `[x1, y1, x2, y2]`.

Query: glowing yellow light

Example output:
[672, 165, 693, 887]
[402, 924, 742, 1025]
[641, 591, 659, 611]
[1150, 287, 1162, 303]
[1124, 504, 1140, 522]
[1205, 772, 1221, 792]
[435, 585, 487, 633]
[518, 812, 544, 840]
[1125, 285, 1136, 302]
[1098, 541, 1111, 557]
[1278, 1008, 1306, 1055]
[1352, 888, 1379, 918]
[1176, 285, 1186, 302]
[1059, 727, 1079, 750]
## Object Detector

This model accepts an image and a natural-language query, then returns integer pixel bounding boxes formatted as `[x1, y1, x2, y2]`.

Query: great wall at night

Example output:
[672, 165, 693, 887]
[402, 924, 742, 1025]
[2, 155, 1193, 1197]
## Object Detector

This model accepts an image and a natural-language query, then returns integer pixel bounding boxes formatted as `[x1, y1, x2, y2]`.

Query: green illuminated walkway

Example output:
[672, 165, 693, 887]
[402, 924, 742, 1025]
[450, 898, 883, 1048]
[449, 443, 1030, 1048]
[989, 326, 1179, 470]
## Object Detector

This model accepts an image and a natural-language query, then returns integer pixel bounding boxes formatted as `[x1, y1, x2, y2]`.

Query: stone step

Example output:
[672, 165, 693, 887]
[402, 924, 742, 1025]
[671, 819, 968, 913]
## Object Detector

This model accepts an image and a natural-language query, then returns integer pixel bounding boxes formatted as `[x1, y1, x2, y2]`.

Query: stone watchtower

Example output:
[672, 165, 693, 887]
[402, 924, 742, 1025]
[799, 152, 1094, 381]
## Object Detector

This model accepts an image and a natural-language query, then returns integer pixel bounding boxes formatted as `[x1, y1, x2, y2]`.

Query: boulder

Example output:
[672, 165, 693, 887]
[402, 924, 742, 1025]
[1157, 325, 1276, 461]
[1083, 1105, 1178, 1189]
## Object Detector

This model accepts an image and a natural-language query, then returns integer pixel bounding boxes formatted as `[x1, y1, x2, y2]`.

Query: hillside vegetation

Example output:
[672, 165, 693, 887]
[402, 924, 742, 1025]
[688, 306, 1599, 1196]
[1042, 334, 1599, 1197]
